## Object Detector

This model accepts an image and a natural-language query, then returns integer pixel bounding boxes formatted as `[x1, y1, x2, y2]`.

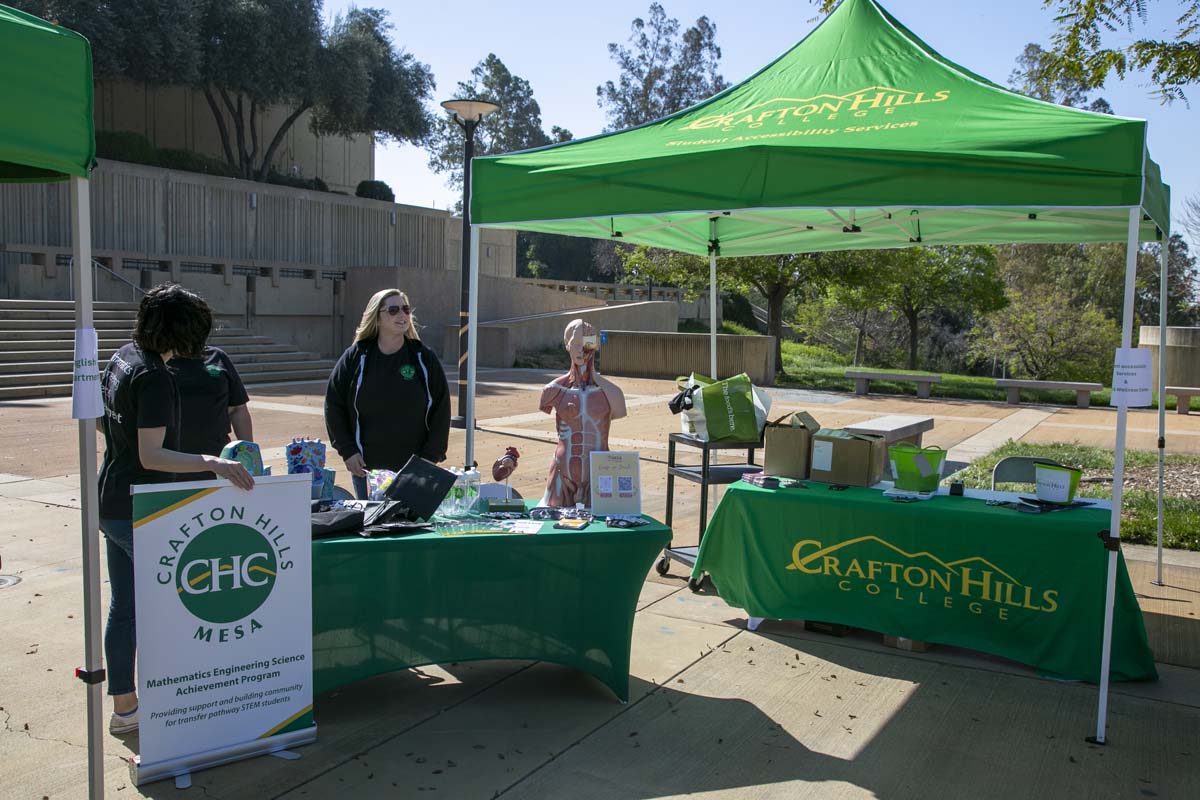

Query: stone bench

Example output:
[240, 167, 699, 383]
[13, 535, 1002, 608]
[844, 414, 935, 447]
[995, 378, 1104, 408]
[845, 370, 942, 399]
[1166, 386, 1200, 415]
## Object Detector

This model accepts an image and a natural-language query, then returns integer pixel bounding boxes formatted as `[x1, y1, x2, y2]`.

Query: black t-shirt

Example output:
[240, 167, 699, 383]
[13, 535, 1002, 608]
[98, 343, 181, 520]
[168, 347, 249, 458]
[357, 341, 436, 471]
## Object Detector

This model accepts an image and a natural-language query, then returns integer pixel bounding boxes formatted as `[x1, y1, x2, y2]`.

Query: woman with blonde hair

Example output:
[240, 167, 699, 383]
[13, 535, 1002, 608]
[324, 289, 451, 498]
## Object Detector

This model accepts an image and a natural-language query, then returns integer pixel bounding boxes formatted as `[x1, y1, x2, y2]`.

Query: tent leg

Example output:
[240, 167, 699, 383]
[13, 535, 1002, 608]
[1093, 207, 1141, 745]
[1154, 231, 1169, 586]
[465, 225, 480, 469]
[71, 176, 105, 799]
[708, 219, 718, 379]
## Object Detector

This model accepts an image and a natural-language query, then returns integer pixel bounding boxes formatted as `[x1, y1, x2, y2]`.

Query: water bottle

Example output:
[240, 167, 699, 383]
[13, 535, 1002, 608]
[451, 467, 467, 517]
[439, 467, 463, 517]
[464, 466, 481, 514]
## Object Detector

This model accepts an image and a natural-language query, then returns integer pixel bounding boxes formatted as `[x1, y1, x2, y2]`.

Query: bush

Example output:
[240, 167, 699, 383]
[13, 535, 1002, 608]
[356, 180, 395, 202]
[157, 148, 236, 177]
[95, 130, 159, 166]
[722, 292, 762, 331]
[264, 169, 329, 192]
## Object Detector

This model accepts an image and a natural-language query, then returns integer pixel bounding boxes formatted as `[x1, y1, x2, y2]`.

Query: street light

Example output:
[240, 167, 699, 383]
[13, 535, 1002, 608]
[441, 98, 500, 462]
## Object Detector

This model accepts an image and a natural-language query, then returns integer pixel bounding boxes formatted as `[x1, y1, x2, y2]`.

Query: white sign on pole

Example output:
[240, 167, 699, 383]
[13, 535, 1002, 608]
[131, 473, 315, 785]
[71, 327, 103, 420]
[1110, 347, 1153, 408]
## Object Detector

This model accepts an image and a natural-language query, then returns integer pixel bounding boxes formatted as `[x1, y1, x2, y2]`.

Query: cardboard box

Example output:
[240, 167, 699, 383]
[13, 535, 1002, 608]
[809, 429, 888, 487]
[764, 411, 821, 479]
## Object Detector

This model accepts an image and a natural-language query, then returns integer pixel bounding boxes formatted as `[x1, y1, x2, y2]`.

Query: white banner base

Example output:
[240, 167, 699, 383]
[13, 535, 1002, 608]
[130, 726, 318, 786]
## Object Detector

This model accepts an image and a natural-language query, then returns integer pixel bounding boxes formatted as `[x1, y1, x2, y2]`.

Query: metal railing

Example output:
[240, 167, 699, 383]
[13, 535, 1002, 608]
[65, 257, 147, 304]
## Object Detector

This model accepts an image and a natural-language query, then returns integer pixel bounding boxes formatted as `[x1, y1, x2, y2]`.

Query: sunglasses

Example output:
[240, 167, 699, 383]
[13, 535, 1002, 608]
[382, 304, 412, 317]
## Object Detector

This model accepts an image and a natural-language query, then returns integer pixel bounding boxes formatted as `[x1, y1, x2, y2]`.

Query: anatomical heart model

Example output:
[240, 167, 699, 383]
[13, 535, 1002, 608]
[538, 319, 627, 507]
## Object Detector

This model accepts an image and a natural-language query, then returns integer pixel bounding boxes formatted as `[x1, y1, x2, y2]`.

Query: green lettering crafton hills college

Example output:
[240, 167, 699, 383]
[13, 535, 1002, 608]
[786, 535, 1059, 619]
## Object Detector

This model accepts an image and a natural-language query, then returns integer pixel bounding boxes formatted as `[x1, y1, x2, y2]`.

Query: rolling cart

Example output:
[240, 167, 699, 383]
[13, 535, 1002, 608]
[657, 432, 763, 591]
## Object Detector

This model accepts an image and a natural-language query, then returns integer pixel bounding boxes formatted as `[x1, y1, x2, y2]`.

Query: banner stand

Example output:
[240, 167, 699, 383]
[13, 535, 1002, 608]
[131, 727, 316, 786]
[130, 473, 315, 786]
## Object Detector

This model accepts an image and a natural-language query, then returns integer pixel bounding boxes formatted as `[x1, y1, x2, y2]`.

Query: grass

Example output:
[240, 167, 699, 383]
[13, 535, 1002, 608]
[951, 440, 1200, 551]
[776, 339, 1198, 409]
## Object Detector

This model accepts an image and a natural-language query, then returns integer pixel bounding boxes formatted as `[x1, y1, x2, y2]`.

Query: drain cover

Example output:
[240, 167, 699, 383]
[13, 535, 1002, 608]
[0, 575, 21, 589]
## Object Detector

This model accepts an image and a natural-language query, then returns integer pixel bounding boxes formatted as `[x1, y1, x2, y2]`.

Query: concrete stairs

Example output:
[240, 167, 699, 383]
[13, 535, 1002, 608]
[0, 299, 335, 399]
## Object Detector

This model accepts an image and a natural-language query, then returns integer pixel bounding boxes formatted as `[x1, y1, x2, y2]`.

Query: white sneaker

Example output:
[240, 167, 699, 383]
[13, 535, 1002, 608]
[109, 707, 138, 734]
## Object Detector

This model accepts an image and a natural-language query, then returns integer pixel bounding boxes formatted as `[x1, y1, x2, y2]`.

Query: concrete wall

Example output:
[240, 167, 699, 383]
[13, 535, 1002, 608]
[343, 266, 611, 362]
[520, 277, 720, 322]
[95, 79, 373, 194]
[598, 331, 777, 385]
[1140, 326, 1200, 388]
[442, 302, 680, 368]
[0, 160, 517, 276]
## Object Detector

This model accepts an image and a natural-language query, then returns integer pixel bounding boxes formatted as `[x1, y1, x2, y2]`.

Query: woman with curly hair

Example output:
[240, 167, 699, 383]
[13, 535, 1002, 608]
[98, 284, 254, 735]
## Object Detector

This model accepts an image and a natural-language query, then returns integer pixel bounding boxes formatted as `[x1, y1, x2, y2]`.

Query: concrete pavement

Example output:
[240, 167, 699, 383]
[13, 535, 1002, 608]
[2, 373, 1199, 798]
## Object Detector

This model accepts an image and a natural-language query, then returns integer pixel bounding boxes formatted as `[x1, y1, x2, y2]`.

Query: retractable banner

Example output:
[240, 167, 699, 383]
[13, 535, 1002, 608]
[130, 473, 315, 785]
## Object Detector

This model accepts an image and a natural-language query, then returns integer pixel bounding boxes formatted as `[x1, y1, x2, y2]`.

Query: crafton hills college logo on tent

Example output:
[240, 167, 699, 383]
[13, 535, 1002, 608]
[681, 86, 952, 133]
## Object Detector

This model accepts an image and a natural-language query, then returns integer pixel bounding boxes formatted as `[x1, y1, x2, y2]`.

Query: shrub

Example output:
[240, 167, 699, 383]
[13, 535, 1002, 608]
[95, 130, 159, 166]
[356, 180, 395, 202]
[157, 148, 236, 177]
[722, 292, 762, 331]
[264, 169, 329, 192]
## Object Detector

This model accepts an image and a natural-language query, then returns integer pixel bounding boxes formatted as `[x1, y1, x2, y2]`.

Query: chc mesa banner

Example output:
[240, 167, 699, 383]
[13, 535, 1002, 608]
[131, 473, 315, 784]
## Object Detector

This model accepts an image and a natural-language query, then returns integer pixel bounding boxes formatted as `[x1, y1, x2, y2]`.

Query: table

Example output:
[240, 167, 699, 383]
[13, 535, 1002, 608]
[311, 515, 671, 701]
[693, 483, 1156, 682]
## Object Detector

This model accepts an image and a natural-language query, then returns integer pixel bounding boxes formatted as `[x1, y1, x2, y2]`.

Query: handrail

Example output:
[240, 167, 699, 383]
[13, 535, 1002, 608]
[65, 257, 147, 302]
[91, 258, 146, 296]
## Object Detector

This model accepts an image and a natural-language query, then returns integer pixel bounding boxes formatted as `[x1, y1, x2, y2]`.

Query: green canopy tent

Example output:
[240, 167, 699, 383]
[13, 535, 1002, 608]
[468, 0, 1171, 742]
[0, 5, 103, 797]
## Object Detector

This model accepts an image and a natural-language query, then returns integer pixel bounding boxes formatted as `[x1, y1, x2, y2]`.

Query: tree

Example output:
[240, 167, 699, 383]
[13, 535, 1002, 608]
[874, 247, 1008, 370]
[1183, 194, 1200, 244]
[12, 1, 201, 83]
[596, 3, 727, 130]
[1037, 0, 1200, 104]
[1009, 43, 1112, 112]
[425, 53, 572, 196]
[972, 290, 1121, 382]
[15, 1, 435, 182]
[199, 4, 434, 181]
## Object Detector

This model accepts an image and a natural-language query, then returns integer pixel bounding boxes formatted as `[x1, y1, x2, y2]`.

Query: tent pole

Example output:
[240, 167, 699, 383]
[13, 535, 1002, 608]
[465, 225, 481, 469]
[1154, 230, 1169, 586]
[1093, 207, 1141, 745]
[708, 218, 718, 378]
[71, 176, 105, 799]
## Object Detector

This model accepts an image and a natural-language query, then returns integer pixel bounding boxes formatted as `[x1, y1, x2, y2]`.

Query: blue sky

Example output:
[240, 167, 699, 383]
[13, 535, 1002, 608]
[327, 0, 1196, 241]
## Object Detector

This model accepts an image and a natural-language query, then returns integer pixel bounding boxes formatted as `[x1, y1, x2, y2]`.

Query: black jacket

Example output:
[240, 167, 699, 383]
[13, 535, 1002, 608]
[324, 337, 451, 469]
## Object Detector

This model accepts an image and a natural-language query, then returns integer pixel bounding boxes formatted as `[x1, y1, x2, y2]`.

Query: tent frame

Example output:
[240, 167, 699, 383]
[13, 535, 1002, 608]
[466, 195, 1169, 744]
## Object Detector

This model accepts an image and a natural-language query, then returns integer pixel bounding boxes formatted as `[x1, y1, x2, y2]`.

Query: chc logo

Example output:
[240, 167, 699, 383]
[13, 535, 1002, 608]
[175, 524, 278, 625]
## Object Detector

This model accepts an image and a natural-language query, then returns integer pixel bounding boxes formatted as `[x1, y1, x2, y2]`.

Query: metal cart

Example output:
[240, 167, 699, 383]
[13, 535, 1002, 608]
[657, 432, 763, 591]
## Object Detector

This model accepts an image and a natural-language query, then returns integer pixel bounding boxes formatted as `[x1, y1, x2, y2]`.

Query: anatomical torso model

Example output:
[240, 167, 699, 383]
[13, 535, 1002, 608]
[538, 319, 627, 507]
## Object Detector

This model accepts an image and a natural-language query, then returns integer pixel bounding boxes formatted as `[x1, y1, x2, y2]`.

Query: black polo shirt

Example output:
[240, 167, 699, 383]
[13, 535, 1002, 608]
[168, 347, 249, 459]
[98, 344, 180, 520]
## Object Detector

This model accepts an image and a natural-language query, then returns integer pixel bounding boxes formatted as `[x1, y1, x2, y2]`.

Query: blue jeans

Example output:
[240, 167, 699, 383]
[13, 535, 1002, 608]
[99, 517, 137, 696]
[352, 474, 369, 500]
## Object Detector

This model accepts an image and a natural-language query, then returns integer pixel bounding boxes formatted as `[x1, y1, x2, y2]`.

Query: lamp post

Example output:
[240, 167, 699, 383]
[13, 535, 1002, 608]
[442, 98, 500, 450]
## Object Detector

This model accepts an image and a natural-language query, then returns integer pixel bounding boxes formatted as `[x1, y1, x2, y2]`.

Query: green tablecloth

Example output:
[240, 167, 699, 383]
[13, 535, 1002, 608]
[694, 483, 1156, 682]
[312, 516, 671, 701]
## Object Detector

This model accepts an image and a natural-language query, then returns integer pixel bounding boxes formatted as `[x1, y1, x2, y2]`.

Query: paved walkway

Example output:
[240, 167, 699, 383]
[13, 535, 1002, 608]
[3, 374, 1200, 798]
